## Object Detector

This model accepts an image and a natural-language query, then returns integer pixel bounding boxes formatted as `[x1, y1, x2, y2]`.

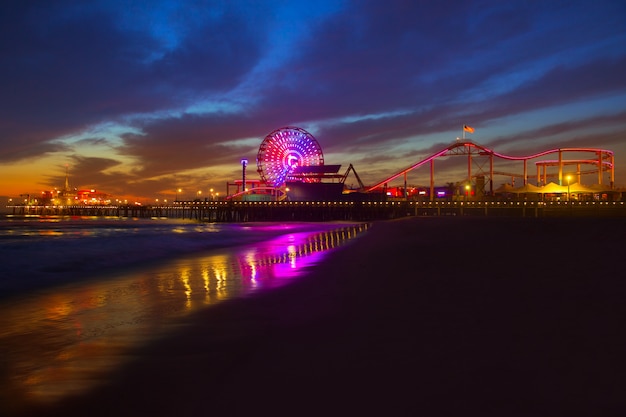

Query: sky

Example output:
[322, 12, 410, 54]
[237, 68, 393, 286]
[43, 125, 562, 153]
[1, 0, 625, 203]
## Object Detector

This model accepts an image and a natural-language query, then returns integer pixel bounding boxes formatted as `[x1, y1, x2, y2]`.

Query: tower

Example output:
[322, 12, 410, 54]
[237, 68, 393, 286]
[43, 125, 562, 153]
[64, 164, 70, 192]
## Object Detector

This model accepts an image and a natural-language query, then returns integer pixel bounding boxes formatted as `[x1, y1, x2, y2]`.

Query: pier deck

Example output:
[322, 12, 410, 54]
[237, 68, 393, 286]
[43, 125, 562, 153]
[7, 200, 626, 221]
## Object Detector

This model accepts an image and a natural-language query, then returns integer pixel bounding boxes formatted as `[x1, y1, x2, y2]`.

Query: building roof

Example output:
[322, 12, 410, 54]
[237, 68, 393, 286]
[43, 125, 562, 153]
[292, 165, 342, 174]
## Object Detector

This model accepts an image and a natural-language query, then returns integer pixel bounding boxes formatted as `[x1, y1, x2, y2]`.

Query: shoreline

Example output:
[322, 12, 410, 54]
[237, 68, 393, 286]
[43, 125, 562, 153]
[9, 216, 626, 416]
[0, 219, 364, 300]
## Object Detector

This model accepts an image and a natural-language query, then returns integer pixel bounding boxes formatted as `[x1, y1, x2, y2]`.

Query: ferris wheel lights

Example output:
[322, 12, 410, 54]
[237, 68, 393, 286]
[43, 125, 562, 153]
[257, 127, 324, 187]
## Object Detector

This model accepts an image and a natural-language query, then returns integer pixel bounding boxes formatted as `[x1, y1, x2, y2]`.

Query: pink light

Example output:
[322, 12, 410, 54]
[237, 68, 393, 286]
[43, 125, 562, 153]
[367, 141, 614, 192]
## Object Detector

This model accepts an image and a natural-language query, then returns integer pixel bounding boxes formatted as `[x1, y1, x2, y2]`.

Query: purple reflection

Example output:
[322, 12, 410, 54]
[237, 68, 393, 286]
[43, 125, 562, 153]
[233, 230, 344, 291]
[0, 223, 369, 411]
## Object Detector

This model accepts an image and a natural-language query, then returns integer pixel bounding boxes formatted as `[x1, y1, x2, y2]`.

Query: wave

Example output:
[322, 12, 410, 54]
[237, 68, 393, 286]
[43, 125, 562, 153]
[0, 215, 366, 298]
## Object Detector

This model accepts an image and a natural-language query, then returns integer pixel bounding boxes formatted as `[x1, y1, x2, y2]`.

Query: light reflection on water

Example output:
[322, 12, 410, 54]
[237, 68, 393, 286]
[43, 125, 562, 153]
[0, 223, 369, 410]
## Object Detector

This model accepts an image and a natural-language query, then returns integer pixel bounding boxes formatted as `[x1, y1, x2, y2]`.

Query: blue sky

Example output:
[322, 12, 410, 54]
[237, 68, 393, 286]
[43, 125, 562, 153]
[1, 0, 625, 201]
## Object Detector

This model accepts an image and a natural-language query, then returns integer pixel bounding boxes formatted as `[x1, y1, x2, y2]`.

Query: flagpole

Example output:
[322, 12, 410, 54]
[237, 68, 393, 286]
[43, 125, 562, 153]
[462, 125, 465, 140]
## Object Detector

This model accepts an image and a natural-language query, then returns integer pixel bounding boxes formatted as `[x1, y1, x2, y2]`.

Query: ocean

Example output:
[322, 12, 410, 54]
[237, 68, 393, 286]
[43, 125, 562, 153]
[0, 215, 369, 412]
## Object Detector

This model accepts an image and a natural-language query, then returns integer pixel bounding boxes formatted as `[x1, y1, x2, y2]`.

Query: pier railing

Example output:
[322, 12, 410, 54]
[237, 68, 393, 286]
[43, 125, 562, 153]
[6, 200, 626, 221]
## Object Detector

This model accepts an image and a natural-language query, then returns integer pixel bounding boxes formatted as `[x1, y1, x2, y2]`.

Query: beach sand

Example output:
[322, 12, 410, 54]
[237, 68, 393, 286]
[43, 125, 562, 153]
[21, 216, 626, 416]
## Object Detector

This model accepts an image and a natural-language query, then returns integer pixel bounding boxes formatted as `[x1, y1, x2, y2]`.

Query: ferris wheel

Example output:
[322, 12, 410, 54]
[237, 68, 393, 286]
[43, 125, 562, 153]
[256, 126, 325, 187]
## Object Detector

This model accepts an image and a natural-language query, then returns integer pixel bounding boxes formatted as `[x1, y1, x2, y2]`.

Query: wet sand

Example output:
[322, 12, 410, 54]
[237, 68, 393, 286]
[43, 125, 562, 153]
[19, 216, 626, 416]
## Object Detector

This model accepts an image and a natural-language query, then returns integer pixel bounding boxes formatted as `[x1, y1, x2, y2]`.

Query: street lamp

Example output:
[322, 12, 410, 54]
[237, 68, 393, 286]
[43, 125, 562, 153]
[241, 159, 248, 192]
[465, 184, 470, 201]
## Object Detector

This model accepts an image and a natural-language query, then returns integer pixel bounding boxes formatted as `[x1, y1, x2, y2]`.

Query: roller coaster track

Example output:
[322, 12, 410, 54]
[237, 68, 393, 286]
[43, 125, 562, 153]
[366, 140, 614, 192]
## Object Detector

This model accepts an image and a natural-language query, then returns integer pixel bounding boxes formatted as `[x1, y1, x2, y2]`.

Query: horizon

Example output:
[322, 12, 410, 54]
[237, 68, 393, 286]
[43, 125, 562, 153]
[0, 136, 626, 204]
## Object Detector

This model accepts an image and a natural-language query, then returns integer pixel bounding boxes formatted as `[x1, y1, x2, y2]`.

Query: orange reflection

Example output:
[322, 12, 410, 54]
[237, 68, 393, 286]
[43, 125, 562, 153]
[0, 223, 369, 410]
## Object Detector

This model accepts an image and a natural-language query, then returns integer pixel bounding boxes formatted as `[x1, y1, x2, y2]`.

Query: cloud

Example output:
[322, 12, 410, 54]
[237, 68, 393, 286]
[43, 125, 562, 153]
[0, 1, 265, 162]
[43, 154, 123, 189]
[2, 0, 626, 198]
[0, 140, 71, 163]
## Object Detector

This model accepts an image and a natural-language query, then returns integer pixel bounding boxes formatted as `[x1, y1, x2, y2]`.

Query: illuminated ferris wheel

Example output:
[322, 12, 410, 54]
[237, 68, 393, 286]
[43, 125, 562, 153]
[256, 126, 325, 187]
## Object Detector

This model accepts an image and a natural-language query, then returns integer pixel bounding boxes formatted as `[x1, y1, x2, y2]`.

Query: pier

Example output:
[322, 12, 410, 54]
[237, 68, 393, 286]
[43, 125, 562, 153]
[7, 200, 626, 221]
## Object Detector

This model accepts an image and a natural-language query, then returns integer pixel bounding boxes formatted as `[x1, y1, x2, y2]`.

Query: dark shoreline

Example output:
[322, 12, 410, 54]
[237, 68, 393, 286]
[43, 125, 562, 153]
[14, 216, 626, 417]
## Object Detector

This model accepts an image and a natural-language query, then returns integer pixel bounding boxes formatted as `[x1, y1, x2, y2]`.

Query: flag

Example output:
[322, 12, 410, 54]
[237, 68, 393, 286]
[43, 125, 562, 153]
[463, 125, 475, 134]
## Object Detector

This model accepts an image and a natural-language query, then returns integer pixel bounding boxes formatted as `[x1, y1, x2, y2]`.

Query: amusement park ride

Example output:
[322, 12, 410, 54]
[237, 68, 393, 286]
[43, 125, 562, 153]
[227, 126, 616, 202]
